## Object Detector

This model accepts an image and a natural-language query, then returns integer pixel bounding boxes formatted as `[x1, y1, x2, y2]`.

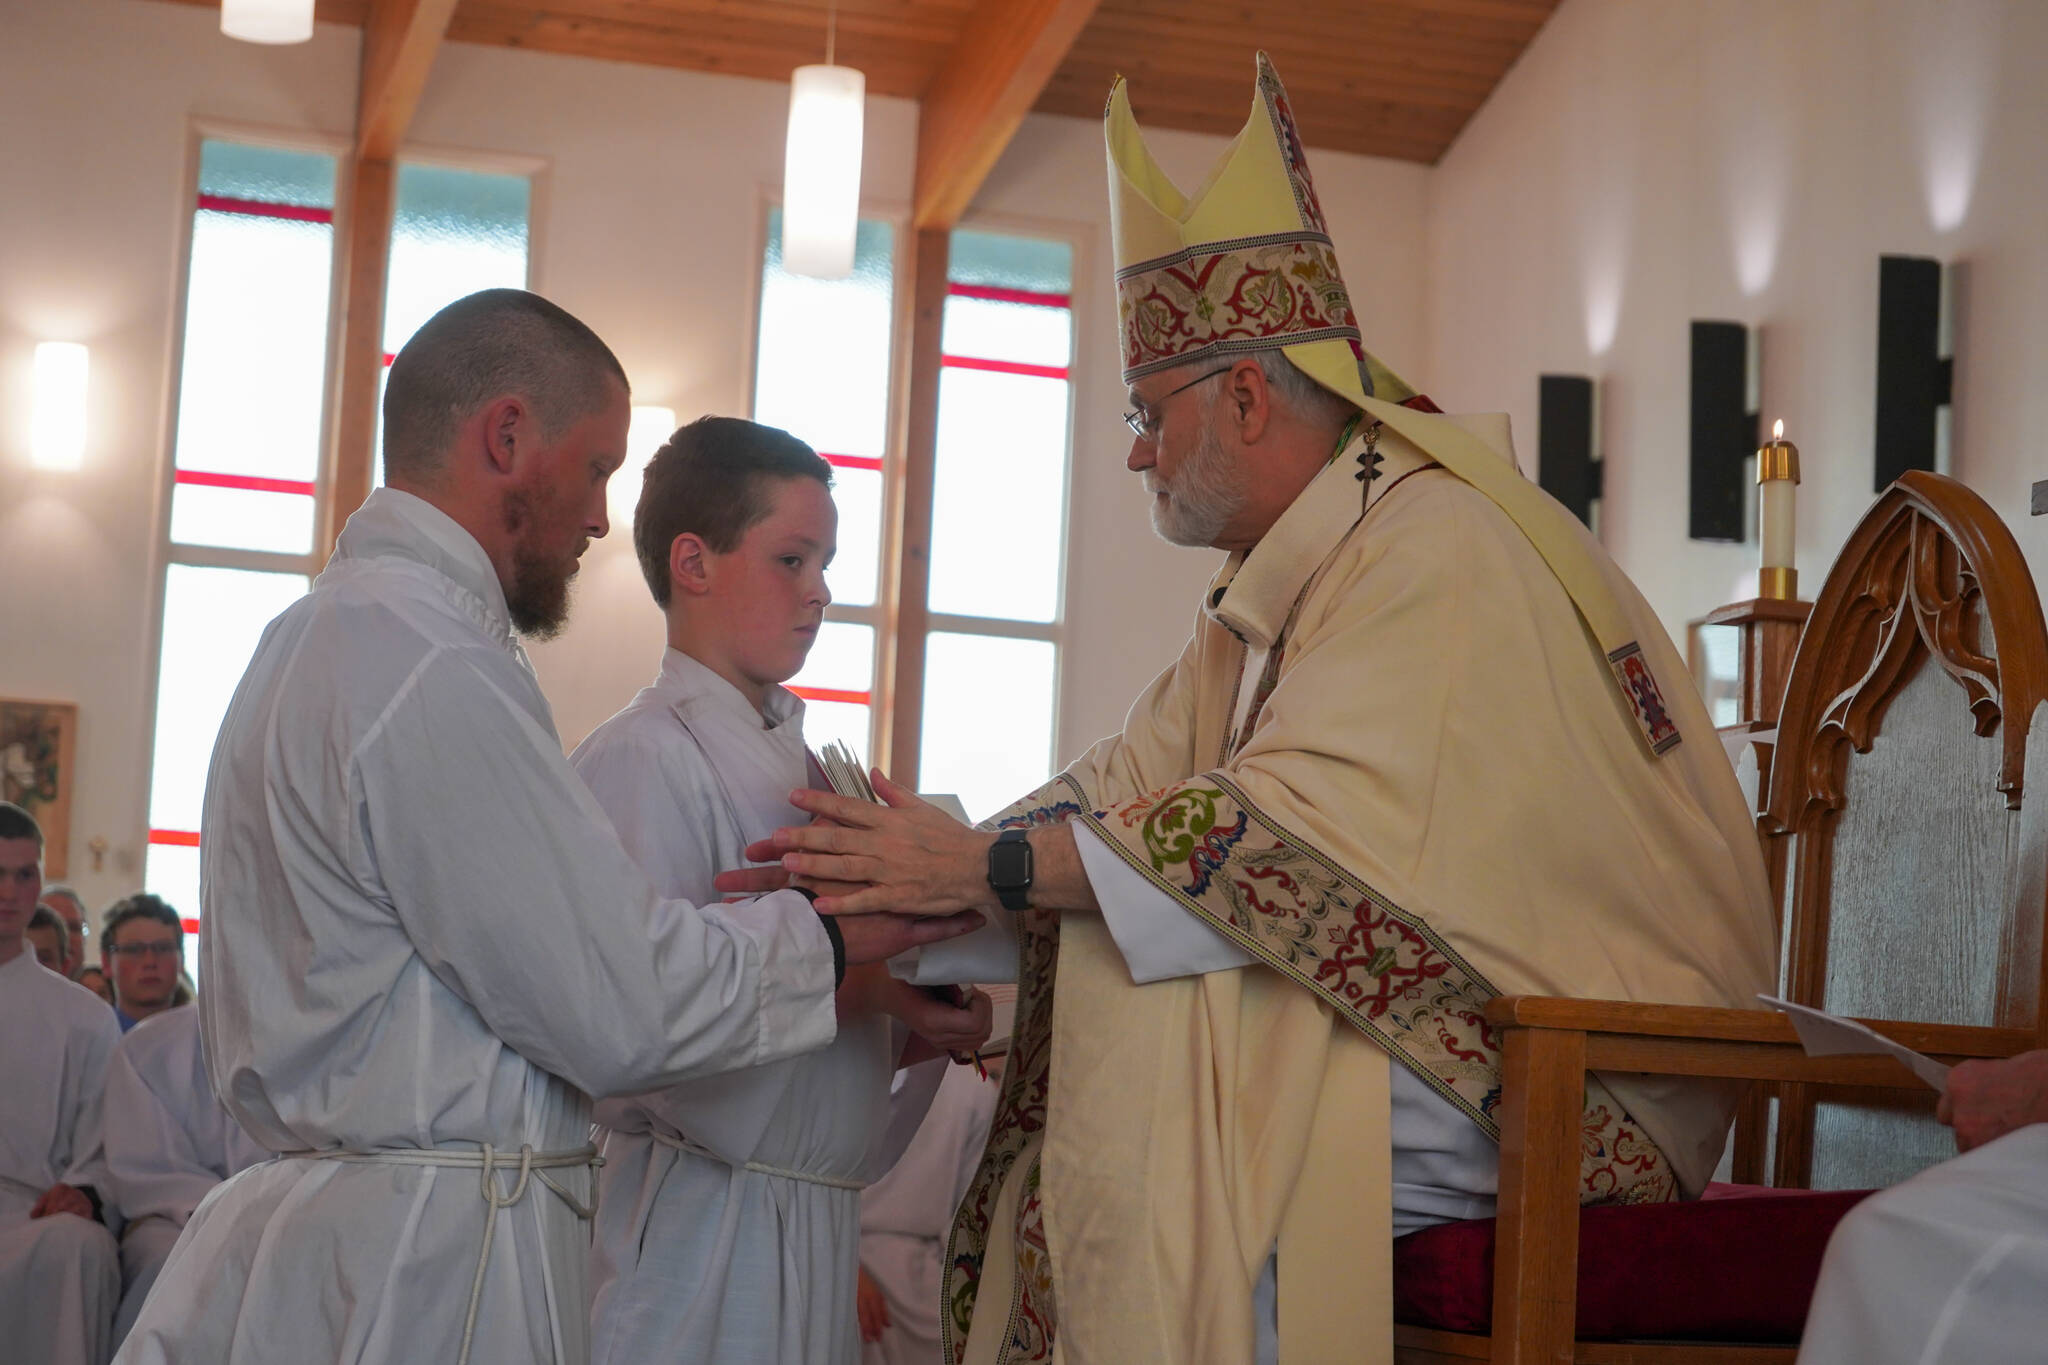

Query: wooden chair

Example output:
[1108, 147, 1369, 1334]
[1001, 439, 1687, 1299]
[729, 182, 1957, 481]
[1393, 471, 2048, 1364]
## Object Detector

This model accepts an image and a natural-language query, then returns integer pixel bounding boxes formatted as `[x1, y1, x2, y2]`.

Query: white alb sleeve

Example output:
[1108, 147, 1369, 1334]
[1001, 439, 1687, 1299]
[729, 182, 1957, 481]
[1072, 820, 1256, 982]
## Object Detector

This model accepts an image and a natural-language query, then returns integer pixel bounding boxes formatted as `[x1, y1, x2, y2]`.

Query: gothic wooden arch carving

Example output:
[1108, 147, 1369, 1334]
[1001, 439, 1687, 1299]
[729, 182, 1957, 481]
[1766, 470, 2048, 835]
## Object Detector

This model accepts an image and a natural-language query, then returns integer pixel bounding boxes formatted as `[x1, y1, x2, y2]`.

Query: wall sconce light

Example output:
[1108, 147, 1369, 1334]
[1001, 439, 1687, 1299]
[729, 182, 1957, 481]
[221, 0, 315, 44]
[32, 342, 88, 471]
[1873, 255, 1954, 490]
[612, 406, 678, 521]
[1689, 321, 1758, 543]
[1538, 374, 1600, 530]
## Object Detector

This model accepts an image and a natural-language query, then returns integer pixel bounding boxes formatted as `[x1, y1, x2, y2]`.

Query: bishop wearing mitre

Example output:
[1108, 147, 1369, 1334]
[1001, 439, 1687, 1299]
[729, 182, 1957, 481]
[749, 55, 1778, 1364]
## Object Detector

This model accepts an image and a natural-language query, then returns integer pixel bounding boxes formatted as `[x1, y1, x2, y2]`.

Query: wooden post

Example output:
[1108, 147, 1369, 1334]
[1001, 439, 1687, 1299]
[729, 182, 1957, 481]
[322, 156, 396, 556]
[1489, 1026, 1584, 1365]
[320, 0, 459, 555]
[876, 228, 949, 783]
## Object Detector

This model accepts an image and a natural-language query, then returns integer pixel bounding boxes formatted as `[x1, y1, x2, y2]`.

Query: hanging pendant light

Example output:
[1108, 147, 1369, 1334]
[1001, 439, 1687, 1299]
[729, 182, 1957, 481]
[221, 0, 315, 44]
[781, 3, 865, 279]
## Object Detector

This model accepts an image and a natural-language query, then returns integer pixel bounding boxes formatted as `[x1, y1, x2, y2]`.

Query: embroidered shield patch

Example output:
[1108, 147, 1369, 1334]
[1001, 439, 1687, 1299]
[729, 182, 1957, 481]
[1607, 642, 1682, 755]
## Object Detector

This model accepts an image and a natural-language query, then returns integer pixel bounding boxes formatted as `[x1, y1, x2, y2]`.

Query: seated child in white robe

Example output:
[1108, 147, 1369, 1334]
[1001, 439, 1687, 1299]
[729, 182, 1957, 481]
[574, 416, 992, 1365]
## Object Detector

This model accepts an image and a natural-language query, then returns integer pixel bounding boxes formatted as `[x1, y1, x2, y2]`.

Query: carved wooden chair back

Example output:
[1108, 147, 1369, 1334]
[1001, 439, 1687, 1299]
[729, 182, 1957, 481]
[1760, 470, 2048, 1190]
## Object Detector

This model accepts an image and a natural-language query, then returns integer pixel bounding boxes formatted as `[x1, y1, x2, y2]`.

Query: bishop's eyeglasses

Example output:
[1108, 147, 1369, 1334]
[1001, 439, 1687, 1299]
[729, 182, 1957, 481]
[1122, 366, 1235, 440]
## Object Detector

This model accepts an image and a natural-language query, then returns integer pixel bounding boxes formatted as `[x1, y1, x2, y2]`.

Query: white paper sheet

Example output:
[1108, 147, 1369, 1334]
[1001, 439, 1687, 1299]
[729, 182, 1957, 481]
[1758, 994, 1951, 1090]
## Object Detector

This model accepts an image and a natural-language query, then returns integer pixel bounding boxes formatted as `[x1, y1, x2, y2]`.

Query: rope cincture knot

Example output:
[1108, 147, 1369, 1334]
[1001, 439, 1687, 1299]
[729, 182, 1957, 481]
[291, 1139, 601, 1365]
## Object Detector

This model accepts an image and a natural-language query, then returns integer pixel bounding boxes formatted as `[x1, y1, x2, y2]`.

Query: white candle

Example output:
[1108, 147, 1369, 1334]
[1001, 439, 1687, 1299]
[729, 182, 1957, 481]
[1761, 480, 1795, 569]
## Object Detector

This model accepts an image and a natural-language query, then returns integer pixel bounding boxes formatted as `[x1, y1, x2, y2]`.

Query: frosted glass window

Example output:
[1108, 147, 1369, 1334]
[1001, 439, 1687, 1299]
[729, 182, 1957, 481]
[374, 162, 532, 488]
[198, 140, 337, 212]
[754, 208, 894, 607]
[145, 566, 309, 919]
[826, 466, 883, 607]
[941, 295, 1072, 370]
[928, 368, 1069, 622]
[168, 482, 318, 556]
[918, 633, 1056, 823]
[383, 163, 531, 355]
[170, 140, 337, 554]
[143, 843, 202, 942]
[789, 621, 875, 765]
[948, 229, 1071, 297]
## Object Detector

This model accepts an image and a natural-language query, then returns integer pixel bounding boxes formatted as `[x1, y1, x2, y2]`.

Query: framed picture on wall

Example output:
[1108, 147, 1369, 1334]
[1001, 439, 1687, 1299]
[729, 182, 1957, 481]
[0, 698, 78, 877]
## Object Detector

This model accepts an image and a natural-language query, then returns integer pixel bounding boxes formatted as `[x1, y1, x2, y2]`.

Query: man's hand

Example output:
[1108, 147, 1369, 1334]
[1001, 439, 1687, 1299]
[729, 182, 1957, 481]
[836, 910, 985, 966]
[30, 1184, 93, 1221]
[767, 771, 994, 917]
[1936, 1050, 2048, 1152]
[886, 980, 994, 1055]
[856, 1265, 891, 1343]
[712, 863, 867, 904]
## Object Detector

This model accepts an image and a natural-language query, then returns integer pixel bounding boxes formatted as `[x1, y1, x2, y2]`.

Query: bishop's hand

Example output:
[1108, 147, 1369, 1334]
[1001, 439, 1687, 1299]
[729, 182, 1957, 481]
[762, 770, 994, 917]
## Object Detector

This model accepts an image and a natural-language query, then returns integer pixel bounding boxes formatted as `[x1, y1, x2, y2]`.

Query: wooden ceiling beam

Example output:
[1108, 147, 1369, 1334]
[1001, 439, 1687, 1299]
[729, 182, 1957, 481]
[358, 0, 462, 159]
[911, 0, 1104, 230]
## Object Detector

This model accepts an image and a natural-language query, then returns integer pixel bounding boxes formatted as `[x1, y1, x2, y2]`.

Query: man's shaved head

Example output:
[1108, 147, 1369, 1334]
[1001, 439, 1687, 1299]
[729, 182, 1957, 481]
[382, 288, 630, 484]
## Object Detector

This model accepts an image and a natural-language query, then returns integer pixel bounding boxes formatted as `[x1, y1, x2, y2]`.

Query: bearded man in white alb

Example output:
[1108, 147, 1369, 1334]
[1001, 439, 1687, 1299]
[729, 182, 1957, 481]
[738, 56, 1778, 1364]
[114, 289, 979, 1365]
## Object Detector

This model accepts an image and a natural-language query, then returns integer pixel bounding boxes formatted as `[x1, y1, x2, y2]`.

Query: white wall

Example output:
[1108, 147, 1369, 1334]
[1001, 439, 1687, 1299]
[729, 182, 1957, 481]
[1427, 0, 2048, 641]
[0, 0, 1429, 917]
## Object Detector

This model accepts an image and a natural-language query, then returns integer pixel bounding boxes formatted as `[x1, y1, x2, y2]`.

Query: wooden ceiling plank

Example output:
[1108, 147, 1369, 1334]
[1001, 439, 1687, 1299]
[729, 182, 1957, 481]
[1066, 19, 1531, 85]
[912, 0, 1104, 229]
[447, 10, 939, 94]
[359, 0, 462, 159]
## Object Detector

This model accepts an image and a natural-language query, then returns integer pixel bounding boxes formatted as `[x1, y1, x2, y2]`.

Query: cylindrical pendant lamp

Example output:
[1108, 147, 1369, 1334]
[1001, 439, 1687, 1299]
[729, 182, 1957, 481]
[781, 64, 866, 280]
[222, 0, 316, 45]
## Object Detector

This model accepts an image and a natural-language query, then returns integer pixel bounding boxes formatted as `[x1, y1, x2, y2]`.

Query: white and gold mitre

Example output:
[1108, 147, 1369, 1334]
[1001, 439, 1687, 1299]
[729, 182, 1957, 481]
[1106, 52, 1417, 409]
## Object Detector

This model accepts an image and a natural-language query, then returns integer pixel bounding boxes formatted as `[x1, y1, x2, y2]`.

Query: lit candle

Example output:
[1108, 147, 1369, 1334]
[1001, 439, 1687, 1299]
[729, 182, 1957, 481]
[1757, 419, 1801, 599]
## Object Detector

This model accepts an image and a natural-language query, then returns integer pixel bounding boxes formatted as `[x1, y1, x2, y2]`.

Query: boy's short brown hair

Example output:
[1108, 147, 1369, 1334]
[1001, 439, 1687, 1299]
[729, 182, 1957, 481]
[632, 416, 834, 607]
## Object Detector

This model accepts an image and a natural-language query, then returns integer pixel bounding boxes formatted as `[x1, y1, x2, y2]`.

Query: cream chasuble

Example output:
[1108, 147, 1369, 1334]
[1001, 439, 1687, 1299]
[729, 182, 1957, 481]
[945, 419, 1776, 1365]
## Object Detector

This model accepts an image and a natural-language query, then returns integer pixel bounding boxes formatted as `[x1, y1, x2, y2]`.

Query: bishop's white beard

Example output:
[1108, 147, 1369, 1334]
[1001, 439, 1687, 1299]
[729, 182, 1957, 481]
[1145, 410, 1248, 547]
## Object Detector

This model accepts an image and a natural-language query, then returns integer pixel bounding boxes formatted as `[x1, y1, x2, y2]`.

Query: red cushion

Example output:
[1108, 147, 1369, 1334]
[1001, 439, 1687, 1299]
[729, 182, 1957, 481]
[1392, 1185, 1875, 1342]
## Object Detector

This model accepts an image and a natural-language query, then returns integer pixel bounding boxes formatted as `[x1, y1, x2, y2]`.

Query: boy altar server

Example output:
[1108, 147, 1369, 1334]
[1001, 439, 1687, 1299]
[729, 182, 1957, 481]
[574, 417, 992, 1365]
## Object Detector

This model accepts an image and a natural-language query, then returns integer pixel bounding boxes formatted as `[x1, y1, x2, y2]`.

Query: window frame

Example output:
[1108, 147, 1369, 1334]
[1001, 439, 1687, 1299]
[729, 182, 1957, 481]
[743, 192, 1084, 790]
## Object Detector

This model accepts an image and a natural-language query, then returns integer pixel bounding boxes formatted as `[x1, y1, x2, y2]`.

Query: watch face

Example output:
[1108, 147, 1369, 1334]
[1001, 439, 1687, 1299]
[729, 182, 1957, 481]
[990, 838, 1032, 889]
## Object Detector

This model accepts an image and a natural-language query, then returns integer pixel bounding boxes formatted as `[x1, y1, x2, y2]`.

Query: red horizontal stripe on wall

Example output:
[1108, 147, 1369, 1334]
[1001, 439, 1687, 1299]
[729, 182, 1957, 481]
[175, 469, 317, 497]
[149, 829, 201, 848]
[820, 453, 884, 473]
[789, 686, 872, 706]
[181, 918, 201, 935]
[383, 353, 395, 367]
[947, 282, 1072, 310]
[941, 355, 1070, 381]
[196, 193, 335, 225]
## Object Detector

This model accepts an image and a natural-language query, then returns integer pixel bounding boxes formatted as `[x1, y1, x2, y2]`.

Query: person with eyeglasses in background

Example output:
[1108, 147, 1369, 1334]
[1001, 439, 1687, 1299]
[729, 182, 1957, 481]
[100, 896, 184, 1034]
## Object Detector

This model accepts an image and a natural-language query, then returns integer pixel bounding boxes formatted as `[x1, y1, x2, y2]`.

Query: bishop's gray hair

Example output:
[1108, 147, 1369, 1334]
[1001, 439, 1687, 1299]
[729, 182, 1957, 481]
[1237, 347, 1359, 430]
[382, 288, 629, 484]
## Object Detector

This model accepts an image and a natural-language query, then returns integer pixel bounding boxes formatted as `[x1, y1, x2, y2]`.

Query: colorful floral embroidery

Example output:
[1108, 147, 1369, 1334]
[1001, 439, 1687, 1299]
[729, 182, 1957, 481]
[943, 777, 1082, 1365]
[942, 774, 1677, 1365]
[1117, 232, 1363, 382]
[1093, 773, 1675, 1212]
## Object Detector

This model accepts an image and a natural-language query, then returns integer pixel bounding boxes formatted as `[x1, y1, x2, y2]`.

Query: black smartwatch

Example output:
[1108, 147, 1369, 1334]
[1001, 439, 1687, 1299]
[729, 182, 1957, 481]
[987, 828, 1034, 911]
